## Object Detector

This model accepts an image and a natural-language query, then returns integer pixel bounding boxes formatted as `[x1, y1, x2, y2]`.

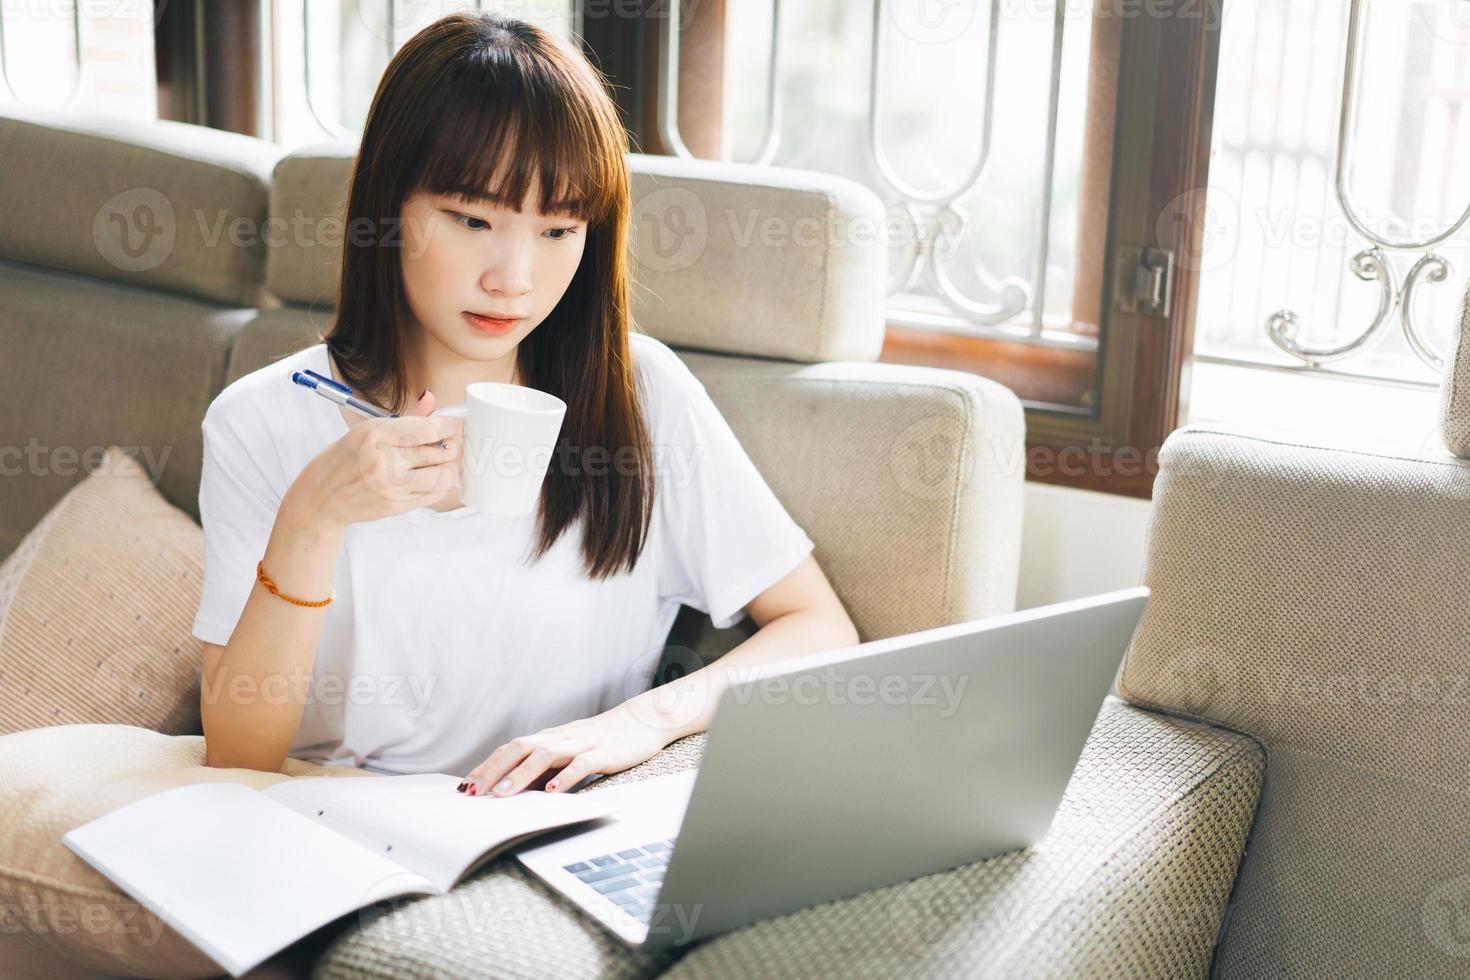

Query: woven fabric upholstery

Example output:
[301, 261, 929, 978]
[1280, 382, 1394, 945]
[0, 447, 204, 737]
[0, 260, 249, 559]
[626, 154, 887, 363]
[261, 146, 887, 363]
[312, 697, 1262, 980]
[1117, 424, 1470, 978]
[674, 349, 1025, 643]
[262, 144, 355, 310]
[1441, 279, 1470, 458]
[0, 104, 279, 306]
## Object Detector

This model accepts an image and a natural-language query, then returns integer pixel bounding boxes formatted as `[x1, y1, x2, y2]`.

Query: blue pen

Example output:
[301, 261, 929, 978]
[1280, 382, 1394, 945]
[291, 369, 449, 449]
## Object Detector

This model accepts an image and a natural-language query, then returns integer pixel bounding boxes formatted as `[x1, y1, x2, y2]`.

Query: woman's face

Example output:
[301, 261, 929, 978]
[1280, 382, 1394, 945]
[398, 182, 588, 364]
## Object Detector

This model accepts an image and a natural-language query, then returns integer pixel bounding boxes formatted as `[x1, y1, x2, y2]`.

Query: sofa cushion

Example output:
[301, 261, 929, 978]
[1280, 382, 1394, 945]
[1440, 279, 1470, 458]
[310, 698, 1263, 980]
[0, 104, 280, 307]
[1117, 424, 1470, 978]
[0, 447, 206, 738]
[0, 722, 378, 979]
[263, 143, 357, 312]
[627, 154, 888, 363]
[261, 145, 888, 363]
[0, 261, 246, 560]
[675, 349, 1026, 643]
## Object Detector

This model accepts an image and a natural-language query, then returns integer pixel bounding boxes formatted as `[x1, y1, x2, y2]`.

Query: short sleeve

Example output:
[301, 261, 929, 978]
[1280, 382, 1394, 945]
[190, 406, 285, 646]
[654, 359, 816, 630]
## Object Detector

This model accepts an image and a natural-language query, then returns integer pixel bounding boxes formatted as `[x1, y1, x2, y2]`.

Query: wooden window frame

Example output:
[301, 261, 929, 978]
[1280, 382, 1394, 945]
[155, 0, 261, 136]
[886, 1, 1223, 499]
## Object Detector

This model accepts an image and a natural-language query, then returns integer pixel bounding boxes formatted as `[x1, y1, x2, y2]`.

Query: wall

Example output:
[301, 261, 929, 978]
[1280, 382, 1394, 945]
[1016, 481, 1152, 611]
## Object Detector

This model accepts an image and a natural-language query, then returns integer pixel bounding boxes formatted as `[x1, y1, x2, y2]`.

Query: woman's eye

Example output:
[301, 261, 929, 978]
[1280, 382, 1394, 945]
[452, 213, 489, 231]
[450, 213, 577, 240]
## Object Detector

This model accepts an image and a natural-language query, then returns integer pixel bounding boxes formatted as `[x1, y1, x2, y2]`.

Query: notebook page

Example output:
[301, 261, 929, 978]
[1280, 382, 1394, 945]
[263, 773, 622, 892]
[62, 782, 435, 978]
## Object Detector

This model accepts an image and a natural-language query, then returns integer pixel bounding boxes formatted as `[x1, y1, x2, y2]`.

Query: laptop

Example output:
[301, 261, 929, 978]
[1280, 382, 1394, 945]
[516, 586, 1151, 949]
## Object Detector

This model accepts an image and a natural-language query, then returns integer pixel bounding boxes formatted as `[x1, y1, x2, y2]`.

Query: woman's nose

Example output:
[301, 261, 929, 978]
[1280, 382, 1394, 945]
[482, 236, 534, 297]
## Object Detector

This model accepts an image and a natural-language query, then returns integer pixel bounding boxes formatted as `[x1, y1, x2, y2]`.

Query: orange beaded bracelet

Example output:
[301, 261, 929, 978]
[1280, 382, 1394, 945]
[256, 559, 335, 608]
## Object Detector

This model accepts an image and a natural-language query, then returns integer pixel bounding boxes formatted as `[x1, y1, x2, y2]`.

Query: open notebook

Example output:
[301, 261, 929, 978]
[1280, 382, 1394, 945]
[61, 773, 622, 977]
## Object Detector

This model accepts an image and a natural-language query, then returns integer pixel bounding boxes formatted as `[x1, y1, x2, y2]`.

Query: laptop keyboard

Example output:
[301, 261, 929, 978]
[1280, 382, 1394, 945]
[562, 837, 676, 923]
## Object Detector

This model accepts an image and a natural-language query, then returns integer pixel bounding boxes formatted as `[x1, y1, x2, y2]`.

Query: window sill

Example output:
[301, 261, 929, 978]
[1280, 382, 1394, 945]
[1183, 358, 1450, 459]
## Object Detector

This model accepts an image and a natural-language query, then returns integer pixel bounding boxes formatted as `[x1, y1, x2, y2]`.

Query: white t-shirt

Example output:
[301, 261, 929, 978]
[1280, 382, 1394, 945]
[190, 332, 815, 776]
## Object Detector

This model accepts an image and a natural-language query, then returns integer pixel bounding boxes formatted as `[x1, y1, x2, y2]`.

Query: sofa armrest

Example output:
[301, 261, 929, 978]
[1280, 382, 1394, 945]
[1441, 282, 1470, 458]
[1115, 423, 1470, 978]
[677, 350, 1027, 646]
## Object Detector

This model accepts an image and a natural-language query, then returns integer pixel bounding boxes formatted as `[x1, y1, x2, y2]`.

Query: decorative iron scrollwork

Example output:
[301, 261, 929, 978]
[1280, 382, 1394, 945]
[1266, 0, 1469, 371]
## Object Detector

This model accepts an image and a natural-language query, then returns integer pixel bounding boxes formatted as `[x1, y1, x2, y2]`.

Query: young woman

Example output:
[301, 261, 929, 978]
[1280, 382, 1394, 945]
[191, 12, 858, 796]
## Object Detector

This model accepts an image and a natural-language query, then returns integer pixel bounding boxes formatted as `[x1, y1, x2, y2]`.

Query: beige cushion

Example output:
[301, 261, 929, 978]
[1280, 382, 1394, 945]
[0, 260, 247, 561]
[1440, 279, 1470, 458]
[0, 722, 379, 979]
[0, 104, 280, 307]
[0, 447, 206, 738]
[262, 146, 887, 363]
[312, 698, 1262, 979]
[1117, 424, 1470, 978]
[262, 143, 356, 312]
[676, 349, 1026, 641]
[628, 154, 887, 363]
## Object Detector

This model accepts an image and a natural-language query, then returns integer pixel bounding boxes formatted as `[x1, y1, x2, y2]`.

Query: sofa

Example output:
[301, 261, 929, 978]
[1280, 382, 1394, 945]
[0, 104, 1031, 977]
[0, 103, 1463, 979]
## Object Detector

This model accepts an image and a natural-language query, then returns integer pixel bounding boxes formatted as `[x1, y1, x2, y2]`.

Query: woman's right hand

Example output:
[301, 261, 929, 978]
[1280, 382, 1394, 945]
[284, 389, 462, 531]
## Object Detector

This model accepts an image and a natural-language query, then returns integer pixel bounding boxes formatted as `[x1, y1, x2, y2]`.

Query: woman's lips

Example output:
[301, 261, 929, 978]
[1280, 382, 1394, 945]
[463, 311, 522, 335]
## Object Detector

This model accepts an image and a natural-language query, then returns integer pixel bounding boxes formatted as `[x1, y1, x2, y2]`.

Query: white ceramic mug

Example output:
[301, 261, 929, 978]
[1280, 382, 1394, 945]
[432, 382, 567, 516]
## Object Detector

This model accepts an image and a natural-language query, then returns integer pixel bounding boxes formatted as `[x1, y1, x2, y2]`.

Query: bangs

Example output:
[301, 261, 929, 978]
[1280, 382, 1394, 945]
[408, 58, 620, 226]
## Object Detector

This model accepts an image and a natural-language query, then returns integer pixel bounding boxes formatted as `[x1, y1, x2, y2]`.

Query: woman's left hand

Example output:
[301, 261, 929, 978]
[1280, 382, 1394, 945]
[458, 701, 673, 796]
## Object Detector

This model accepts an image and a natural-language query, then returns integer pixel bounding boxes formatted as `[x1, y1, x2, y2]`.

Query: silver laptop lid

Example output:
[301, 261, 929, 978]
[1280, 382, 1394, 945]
[646, 586, 1151, 948]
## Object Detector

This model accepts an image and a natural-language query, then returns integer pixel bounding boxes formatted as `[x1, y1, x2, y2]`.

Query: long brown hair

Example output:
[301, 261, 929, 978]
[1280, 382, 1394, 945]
[324, 11, 654, 581]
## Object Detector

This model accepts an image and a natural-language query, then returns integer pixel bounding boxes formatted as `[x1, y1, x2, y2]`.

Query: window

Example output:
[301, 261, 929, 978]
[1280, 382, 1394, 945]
[270, 0, 575, 146]
[725, 0, 1097, 349]
[1186, 0, 1468, 454]
[678, 3, 1217, 496]
[0, 0, 157, 120]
